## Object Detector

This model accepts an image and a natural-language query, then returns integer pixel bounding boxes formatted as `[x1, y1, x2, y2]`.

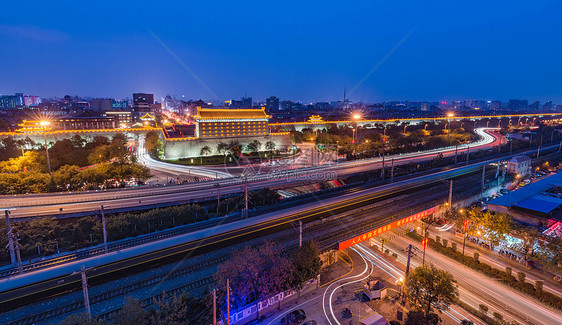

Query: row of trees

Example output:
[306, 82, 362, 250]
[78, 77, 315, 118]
[446, 207, 561, 274]
[0, 204, 207, 263]
[0, 134, 151, 193]
[60, 294, 211, 325]
[292, 124, 476, 159]
[214, 241, 322, 313]
[211, 140, 277, 157]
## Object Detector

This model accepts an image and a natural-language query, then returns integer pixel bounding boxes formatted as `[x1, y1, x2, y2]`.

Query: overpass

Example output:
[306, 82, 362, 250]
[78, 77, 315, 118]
[269, 112, 562, 132]
[1, 128, 503, 219]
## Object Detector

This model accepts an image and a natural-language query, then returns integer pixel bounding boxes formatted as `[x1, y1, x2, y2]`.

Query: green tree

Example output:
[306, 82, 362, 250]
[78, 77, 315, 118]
[145, 131, 163, 158]
[150, 292, 211, 325]
[265, 141, 275, 154]
[113, 296, 150, 325]
[405, 265, 459, 315]
[291, 241, 322, 297]
[404, 311, 440, 325]
[215, 242, 294, 316]
[216, 142, 228, 155]
[59, 313, 104, 325]
[199, 145, 212, 157]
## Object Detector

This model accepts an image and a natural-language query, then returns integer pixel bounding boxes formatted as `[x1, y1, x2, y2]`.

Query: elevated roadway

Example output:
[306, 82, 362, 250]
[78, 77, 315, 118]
[1, 128, 504, 219]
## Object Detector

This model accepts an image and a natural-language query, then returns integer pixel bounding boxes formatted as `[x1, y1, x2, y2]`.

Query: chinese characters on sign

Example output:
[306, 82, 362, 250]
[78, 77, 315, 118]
[338, 206, 439, 250]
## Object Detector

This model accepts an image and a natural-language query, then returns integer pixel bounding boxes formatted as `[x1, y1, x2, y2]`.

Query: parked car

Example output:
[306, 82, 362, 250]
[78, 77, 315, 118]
[281, 309, 306, 325]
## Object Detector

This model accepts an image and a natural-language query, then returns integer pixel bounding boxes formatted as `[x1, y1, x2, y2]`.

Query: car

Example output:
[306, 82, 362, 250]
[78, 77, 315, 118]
[500, 189, 510, 195]
[281, 309, 306, 325]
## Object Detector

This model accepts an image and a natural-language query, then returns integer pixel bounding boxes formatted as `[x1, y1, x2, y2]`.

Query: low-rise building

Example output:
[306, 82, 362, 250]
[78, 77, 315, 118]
[488, 172, 562, 227]
[507, 155, 532, 177]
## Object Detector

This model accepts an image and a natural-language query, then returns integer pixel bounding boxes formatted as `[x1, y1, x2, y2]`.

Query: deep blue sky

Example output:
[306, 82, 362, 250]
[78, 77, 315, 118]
[1, 1, 561, 103]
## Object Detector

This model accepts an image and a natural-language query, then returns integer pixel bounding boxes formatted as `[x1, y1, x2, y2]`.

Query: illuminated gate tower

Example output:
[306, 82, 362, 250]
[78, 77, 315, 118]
[194, 107, 270, 139]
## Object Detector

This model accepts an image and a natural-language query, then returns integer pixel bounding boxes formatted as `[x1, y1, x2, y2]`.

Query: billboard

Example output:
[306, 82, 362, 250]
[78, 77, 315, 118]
[338, 206, 439, 251]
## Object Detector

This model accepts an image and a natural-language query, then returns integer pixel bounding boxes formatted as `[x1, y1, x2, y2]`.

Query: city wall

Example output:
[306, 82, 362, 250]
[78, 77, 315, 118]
[163, 133, 293, 159]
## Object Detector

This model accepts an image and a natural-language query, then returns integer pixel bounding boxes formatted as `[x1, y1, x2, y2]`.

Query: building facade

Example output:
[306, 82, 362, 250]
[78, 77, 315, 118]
[507, 155, 532, 176]
[194, 108, 270, 139]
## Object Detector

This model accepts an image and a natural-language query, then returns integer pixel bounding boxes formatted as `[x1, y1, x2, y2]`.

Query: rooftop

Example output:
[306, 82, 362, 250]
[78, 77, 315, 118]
[195, 107, 270, 120]
[488, 172, 562, 219]
[510, 155, 531, 163]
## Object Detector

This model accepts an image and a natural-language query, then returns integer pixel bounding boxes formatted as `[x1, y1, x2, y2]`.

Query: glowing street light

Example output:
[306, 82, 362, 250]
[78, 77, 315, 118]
[40, 121, 52, 176]
[353, 114, 361, 120]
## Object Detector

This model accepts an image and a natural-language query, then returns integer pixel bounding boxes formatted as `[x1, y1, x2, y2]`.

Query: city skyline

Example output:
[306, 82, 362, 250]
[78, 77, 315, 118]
[2, 1, 562, 103]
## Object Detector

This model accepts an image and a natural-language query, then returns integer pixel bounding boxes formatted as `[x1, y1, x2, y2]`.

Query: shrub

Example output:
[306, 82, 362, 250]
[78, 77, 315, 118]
[473, 252, 479, 263]
[435, 236, 441, 244]
[479, 304, 489, 314]
[505, 267, 512, 276]
[517, 271, 526, 283]
[451, 242, 457, 252]
[442, 239, 448, 248]
[535, 280, 543, 291]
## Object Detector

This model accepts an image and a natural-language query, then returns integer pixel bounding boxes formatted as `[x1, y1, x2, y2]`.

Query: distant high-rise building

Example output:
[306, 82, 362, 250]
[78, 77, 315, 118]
[91, 98, 112, 112]
[265, 96, 280, 111]
[543, 101, 553, 111]
[489, 100, 501, 110]
[0, 93, 24, 109]
[529, 101, 540, 111]
[23, 95, 41, 107]
[508, 99, 528, 111]
[230, 97, 252, 109]
[133, 93, 154, 107]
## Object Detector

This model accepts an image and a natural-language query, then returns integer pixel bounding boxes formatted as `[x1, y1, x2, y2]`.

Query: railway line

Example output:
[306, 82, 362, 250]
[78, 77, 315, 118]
[1, 164, 494, 323]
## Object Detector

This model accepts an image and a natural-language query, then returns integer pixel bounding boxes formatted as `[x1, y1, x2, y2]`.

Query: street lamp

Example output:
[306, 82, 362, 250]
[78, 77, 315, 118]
[40, 121, 52, 176]
[395, 276, 405, 301]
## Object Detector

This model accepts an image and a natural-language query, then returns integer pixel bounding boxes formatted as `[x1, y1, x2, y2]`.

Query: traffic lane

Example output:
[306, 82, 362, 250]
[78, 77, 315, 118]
[1, 184, 411, 307]
[389, 235, 562, 325]
[6, 160, 482, 219]
[354, 244, 483, 325]
[434, 228, 562, 297]
[0, 128, 502, 207]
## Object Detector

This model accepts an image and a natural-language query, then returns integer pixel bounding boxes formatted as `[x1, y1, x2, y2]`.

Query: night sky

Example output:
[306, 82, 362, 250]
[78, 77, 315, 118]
[1, 1, 561, 103]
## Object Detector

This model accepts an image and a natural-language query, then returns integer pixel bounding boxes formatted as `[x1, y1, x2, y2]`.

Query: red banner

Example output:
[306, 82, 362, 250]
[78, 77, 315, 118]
[338, 206, 439, 251]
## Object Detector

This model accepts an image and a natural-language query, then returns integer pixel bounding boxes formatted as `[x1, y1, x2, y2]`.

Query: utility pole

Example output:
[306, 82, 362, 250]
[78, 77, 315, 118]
[80, 266, 92, 320]
[448, 180, 453, 207]
[4, 210, 16, 265]
[381, 155, 385, 181]
[298, 219, 302, 248]
[14, 232, 22, 273]
[217, 184, 221, 215]
[481, 165, 486, 200]
[454, 145, 458, 164]
[101, 205, 108, 254]
[226, 278, 231, 325]
[405, 244, 413, 276]
[390, 158, 395, 183]
[213, 288, 217, 325]
[43, 129, 52, 176]
[244, 175, 249, 218]
[537, 135, 543, 158]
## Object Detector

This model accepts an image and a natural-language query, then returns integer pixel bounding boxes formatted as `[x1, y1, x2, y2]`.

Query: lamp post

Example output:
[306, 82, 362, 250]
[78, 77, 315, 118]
[40, 121, 52, 176]
[352, 114, 360, 154]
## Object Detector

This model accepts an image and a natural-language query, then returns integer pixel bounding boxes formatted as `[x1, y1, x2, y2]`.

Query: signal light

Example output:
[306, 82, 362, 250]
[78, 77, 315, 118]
[421, 238, 429, 249]
[463, 219, 469, 232]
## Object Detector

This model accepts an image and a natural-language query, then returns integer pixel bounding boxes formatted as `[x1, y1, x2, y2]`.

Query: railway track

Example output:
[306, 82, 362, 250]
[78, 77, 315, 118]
[4, 168, 492, 324]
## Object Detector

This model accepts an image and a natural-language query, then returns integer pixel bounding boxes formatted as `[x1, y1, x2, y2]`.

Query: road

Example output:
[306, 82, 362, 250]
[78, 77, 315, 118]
[0, 153, 507, 310]
[371, 233, 562, 325]
[1, 128, 506, 219]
